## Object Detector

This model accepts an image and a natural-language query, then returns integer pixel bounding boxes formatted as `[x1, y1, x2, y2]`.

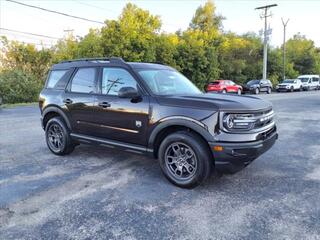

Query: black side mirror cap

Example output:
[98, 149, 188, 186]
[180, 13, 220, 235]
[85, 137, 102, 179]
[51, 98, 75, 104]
[118, 87, 140, 99]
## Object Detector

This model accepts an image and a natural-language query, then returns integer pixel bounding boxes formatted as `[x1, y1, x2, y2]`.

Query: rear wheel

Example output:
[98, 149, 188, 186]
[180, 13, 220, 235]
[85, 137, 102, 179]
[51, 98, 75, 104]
[290, 86, 294, 92]
[299, 86, 303, 91]
[222, 89, 227, 94]
[45, 117, 75, 155]
[158, 131, 212, 188]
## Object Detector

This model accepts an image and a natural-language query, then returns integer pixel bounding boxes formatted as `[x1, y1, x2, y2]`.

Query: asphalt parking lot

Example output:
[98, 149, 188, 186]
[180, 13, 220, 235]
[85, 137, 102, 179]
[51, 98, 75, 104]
[1, 91, 320, 240]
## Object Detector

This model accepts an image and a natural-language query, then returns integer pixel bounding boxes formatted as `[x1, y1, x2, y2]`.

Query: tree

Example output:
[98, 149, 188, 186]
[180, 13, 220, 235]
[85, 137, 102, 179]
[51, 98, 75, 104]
[175, 30, 219, 89]
[286, 34, 320, 74]
[190, 0, 224, 32]
[100, 3, 161, 62]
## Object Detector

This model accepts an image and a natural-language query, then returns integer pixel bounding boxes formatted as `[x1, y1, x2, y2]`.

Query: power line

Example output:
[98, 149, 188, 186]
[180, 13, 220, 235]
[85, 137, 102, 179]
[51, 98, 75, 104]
[0, 27, 60, 39]
[5, 0, 105, 25]
[71, 0, 117, 13]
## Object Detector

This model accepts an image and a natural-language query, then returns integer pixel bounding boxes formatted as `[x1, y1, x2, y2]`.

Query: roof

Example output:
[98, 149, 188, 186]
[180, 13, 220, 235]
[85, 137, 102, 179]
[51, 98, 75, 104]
[51, 57, 173, 71]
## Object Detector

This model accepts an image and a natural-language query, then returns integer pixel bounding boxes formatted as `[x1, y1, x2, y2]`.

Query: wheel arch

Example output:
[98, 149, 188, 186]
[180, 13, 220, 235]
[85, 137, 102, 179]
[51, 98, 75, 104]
[42, 106, 71, 130]
[148, 118, 214, 159]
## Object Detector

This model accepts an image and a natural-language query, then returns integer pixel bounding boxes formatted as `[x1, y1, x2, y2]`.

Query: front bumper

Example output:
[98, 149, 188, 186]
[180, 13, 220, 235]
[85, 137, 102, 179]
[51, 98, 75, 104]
[209, 130, 278, 173]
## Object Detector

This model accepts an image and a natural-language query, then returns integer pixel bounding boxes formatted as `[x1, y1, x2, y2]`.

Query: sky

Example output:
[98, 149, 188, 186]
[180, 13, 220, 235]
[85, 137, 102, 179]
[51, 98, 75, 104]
[0, 0, 320, 48]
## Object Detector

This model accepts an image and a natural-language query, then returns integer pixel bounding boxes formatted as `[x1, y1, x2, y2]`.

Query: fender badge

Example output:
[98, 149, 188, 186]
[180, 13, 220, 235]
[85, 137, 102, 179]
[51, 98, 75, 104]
[135, 121, 142, 128]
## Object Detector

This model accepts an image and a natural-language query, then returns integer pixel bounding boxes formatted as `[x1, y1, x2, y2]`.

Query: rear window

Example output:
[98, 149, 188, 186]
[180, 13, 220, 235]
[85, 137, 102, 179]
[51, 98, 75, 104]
[70, 68, 97, 93]
[210, 81, 220, 85]
[46, 70, 68, 89]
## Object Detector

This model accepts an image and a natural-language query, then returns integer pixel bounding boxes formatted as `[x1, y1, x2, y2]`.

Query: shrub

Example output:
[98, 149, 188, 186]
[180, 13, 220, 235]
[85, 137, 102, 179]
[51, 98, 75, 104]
[0, 69, 41, 104]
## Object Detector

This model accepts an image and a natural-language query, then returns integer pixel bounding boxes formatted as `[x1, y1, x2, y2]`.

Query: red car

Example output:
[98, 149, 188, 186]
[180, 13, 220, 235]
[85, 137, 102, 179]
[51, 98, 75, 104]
[206, 80, 242, 95]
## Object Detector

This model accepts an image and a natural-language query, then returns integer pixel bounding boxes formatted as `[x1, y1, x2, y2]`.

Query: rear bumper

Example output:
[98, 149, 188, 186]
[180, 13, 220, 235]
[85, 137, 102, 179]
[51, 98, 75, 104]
[209, 131, 278, 173]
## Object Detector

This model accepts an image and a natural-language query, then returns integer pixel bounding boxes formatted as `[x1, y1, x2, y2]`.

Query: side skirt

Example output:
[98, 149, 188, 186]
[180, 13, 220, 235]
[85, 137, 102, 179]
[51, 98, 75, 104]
[70, 133, 154, 156]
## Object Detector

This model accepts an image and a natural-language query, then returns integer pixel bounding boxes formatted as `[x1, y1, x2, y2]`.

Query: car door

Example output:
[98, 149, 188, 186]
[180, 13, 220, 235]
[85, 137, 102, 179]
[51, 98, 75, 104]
[92, 67, 150, 146]
[63, 67, 98, 136]
[260, 80, 267, 92]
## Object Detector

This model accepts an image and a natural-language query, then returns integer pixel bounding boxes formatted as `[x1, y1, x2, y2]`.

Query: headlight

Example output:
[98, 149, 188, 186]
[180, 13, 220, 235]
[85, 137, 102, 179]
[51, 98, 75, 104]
[222, 113, 255, 131]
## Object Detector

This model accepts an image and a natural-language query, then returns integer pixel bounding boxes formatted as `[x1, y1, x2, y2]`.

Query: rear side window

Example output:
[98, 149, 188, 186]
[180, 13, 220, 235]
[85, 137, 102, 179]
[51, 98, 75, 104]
[71, 68, 97, 93]
[46, 70, 68, 89]
[312, 77, 319, 82]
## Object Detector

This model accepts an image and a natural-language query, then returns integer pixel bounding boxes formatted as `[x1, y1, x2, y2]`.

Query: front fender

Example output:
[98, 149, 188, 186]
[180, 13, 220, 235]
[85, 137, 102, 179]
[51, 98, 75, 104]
[148, 116, 215, 149]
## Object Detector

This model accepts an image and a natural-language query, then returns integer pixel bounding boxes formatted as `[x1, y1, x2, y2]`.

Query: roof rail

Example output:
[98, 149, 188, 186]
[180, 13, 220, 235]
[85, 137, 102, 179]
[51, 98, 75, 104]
[59, 57, 126, 65]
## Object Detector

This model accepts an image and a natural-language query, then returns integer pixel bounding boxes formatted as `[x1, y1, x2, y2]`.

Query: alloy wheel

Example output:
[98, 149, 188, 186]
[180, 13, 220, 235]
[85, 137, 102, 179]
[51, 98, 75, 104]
[47, 123, 65, 151]
[164, 142, 197, 180]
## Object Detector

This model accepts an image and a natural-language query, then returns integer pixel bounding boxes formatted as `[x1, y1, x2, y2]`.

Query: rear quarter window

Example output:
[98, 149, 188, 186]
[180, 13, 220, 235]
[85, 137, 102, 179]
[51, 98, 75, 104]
[46, 70, 69, 89]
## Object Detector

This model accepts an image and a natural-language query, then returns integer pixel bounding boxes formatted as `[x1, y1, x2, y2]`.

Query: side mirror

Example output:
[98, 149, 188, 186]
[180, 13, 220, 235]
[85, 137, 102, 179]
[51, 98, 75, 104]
[118, 87, 140, 99]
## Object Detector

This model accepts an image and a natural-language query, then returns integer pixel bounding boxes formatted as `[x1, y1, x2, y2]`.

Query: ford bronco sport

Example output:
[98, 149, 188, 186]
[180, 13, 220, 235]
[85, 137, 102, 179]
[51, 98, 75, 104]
[39, 57, 278, 188]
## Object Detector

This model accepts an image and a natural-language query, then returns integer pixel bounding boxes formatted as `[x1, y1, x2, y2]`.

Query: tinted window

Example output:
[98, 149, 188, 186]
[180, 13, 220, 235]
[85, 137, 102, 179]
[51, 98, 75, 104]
[210, 81, 220, 85]
[47, 70, 67, 88]
[102, 68, 137, 95]
[312, 77, 319, 82]
[71, 68, 96, 93]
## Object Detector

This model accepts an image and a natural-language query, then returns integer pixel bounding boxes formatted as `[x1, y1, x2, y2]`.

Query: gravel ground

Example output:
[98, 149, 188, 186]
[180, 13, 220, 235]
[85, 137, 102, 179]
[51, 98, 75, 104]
[0, 91, 320, 240]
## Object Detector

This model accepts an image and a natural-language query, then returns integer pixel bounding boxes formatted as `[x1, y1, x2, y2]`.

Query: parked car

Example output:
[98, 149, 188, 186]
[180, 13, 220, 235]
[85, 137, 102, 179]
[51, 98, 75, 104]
[276, 79, 302, 92]
[243, 79, 273, 94]
[298, 75, 320, 91]
[39, 57, 278, 188]
[206, 80, 242, 95]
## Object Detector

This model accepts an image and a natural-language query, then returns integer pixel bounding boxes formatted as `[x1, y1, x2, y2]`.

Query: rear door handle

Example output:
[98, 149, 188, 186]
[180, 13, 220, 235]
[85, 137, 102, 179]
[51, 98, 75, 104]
[63, 98, 73, 104]
[98, 102, 111, 108]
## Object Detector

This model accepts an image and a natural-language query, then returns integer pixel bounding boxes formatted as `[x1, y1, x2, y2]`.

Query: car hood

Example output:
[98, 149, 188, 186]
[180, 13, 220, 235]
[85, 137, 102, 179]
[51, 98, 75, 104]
[156, 93, 272, 112]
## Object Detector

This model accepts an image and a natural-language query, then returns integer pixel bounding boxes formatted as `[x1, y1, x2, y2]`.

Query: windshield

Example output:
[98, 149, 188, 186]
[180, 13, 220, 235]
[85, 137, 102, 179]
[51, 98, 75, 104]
[137, 69, 201, 95]
[247, 80, 259, 85]
[299, 78, 309, 82]
[282, 80, 294, 83]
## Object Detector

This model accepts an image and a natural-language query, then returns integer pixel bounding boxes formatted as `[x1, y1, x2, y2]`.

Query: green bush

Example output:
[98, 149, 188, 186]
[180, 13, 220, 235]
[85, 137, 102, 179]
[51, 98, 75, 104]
[0, 69, 41, 104]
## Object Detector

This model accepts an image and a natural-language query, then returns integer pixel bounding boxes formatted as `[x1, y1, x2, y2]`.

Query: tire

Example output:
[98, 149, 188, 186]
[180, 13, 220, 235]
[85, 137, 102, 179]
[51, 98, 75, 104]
[254, 88, 260, 94]
[158, 131, 213, 189]
[45, 116, 75, 155]
[222, 89, 227, 94]
[237, 89, 242, 95]
[267, 87, 272, 94]
[299, 86, 303, 91]
[290, 86, 294, 92]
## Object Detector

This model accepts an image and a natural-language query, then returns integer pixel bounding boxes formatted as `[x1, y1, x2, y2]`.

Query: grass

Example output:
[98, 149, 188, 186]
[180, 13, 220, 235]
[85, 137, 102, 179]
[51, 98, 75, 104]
[0, 102, 38, 109]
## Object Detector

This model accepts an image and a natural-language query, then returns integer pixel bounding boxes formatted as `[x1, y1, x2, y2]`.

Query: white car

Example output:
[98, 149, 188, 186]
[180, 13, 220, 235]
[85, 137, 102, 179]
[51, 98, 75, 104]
[276, 79, 302, 92]
[298, 75, 320, 90]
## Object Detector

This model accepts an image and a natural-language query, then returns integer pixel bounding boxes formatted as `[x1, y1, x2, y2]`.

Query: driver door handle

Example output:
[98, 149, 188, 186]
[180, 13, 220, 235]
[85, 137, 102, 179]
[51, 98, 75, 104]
[98, 102, 111, 108]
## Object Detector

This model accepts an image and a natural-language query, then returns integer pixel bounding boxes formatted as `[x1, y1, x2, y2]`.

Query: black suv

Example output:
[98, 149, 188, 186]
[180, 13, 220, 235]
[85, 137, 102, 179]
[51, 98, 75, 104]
[39, 57, 278, 188]
[244, 79, 273, 94]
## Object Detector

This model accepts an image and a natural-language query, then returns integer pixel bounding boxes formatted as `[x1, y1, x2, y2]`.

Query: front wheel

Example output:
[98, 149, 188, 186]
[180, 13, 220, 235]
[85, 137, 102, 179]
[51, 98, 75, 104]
[158, 131, 212, 188]
[45, 117, 75, 155]
[237, 89, 242, 95]
[254, 88, 260, 94]
[290, 86, 294, 92]
[222, 89, 227, 94]
[267, 87, 272, 94]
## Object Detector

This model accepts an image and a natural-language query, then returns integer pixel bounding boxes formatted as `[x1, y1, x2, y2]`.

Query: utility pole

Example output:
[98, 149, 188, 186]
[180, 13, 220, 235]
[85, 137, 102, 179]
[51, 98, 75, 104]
[281, 18, 289, 80]
[255, 4, 277, 80]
